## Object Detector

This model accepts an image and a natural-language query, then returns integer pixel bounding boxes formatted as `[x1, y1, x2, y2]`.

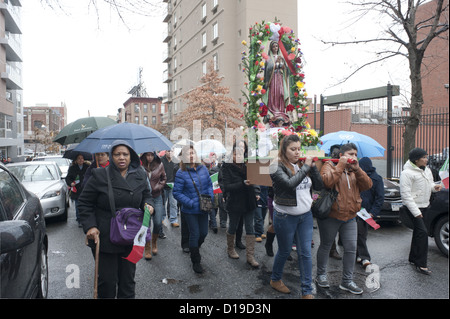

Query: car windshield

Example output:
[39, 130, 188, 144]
[8, 164, 58, 182]
[35, 158, 69, 166]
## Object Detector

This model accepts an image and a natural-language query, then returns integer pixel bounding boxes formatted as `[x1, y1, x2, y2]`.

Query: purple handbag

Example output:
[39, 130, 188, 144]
[110, 207, 151, 246]
[106, 168, 151, 246]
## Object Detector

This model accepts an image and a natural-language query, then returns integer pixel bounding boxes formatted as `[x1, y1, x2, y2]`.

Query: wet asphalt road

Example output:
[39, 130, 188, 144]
[45, 203, 448, 303]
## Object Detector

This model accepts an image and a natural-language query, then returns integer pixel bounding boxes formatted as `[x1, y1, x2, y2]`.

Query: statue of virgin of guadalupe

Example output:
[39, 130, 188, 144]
[262, 41, 291, 125]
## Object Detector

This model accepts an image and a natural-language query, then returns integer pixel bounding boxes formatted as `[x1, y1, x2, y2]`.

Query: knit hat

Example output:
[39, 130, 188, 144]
[408, 147, 427, 163]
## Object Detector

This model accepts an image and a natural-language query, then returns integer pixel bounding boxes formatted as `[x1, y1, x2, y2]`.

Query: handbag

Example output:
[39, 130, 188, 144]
[106, 167, 152, 246]
[311, 187, 339, 219]
[188, 169, 213, 213]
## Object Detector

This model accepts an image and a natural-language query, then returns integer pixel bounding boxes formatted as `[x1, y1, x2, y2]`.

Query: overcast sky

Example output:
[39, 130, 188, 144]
[21, 0, 410, 123]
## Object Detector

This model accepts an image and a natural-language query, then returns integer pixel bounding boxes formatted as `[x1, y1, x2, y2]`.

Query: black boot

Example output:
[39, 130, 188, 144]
[190, 247, 204, 274]
[265, 231, 276, 257]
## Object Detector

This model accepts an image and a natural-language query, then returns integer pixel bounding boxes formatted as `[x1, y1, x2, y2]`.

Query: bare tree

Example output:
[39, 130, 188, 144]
[39, 0, 163, 26]
[321, 0, 449, 161]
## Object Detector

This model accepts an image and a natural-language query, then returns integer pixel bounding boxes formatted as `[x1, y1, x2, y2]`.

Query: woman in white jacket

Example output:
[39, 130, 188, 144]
[400, 148, 442, 275]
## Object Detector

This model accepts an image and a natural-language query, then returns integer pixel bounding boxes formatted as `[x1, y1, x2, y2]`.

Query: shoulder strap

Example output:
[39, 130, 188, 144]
[187, 169, 201, 197]
[105, 166, 116, 216]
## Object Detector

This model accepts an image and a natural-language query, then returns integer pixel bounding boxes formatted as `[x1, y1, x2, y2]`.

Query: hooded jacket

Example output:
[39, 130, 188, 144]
[359, 157, 384, 217]
[140, 152, 167, 198]
[78, 140, 154, 254]
[320, 160, 373, 221]
[400, 160, 437, 217]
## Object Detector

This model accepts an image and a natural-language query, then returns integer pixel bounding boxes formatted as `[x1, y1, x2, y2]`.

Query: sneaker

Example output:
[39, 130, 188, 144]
[339, 281, 363, 295]
[255, 237, 262, 242]
[315, 275, 330, 288]
[361, 259, 371, 268]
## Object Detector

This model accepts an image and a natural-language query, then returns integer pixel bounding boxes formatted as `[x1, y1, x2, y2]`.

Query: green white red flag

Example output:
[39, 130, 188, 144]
[211, 173, 222, 194]
[357, 208, 380, 230]
[124, 205, 151, 264]
[439, 158, 449, 189]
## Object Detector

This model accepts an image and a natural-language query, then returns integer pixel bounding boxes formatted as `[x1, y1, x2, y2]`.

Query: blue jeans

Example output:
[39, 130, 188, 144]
[151, 195, 164, 234]
[163, 188, 178, 224]
[209, 208, 217, 228]
[184, 213, 209, 248]
[271, 210, 313, 296]
[254, 207, 264, 237]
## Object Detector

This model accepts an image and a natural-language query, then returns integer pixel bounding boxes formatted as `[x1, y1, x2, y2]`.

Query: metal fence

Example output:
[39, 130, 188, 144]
[391, 107, 449, 179]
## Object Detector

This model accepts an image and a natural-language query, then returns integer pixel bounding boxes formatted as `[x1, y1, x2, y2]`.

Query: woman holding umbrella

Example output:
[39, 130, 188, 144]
[82, 152, 110, 188]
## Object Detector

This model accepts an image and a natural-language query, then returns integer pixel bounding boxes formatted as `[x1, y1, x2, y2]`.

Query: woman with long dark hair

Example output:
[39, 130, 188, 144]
[219, 140, 260, 268]
[140, 152, 166, 260]
[269, 134, 323, 298]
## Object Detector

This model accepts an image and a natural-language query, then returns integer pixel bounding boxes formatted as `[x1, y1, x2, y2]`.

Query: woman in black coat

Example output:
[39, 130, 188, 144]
[78, 140, 154, 298]
[65, 154, 89, 226]
[219, 141, 260, 268]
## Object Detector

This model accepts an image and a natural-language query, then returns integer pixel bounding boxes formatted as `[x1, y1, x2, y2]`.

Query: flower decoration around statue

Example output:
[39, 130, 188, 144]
[241, 19, 322, 157]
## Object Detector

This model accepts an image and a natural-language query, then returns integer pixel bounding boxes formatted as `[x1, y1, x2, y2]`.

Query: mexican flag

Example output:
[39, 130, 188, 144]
[211, 172, 222, 194]
[439, 158, 449, 189]
[357, 208, 380, 230]
[124, 206, 151, 264]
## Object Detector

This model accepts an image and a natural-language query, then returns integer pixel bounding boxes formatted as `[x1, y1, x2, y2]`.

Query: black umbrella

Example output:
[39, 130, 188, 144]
[63, 144, 93, 161]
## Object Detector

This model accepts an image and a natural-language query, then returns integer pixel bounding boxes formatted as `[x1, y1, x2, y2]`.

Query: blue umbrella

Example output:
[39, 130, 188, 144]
[319, 131, 385, 158]
[72, 122, 173, 154]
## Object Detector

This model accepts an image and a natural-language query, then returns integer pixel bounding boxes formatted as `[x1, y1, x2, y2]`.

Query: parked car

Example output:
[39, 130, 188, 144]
[33, 155, 72, 178]
[428, 147, 449, 171]
[7, 161, 69, 221]
[399, 189, 449, 257]
[373, 178, 403, 222]
[0, 163, 48, 298]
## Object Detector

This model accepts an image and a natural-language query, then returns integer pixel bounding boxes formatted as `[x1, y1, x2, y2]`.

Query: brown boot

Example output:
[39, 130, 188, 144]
[301, 294, 314, 299]
[226, 233, 239, 259]
[151, 235, 158, 255]
[144, 241, 152, 260]
[245, 235, 259, 268]
[270, 280, 291, 294]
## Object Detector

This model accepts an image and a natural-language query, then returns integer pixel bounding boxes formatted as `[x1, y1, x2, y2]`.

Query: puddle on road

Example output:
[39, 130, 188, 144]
[188, 284, 202, 294]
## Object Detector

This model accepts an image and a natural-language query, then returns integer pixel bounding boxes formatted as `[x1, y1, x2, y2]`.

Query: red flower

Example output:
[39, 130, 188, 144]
[286, 104, 294, 112]
[259, 104, 268, 117]
[261, 89, 266, 94]
[294, 92, 298, 97]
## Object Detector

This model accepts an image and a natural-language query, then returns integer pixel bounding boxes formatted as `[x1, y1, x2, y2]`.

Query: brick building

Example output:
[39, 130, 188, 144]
[417, 0, 449, 111]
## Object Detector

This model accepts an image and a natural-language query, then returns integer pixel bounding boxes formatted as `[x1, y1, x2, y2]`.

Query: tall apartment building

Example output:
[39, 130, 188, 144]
[0, 0, 23, 159]
[161, 0, 297, 129]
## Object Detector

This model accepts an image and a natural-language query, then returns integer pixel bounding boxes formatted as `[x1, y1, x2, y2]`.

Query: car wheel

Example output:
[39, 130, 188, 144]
[37, 243, 49, 298]
[433, 215, 449, 257]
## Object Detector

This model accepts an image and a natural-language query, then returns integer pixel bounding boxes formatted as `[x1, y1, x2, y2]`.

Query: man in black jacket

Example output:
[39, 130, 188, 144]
[358, 157, 384, 268]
